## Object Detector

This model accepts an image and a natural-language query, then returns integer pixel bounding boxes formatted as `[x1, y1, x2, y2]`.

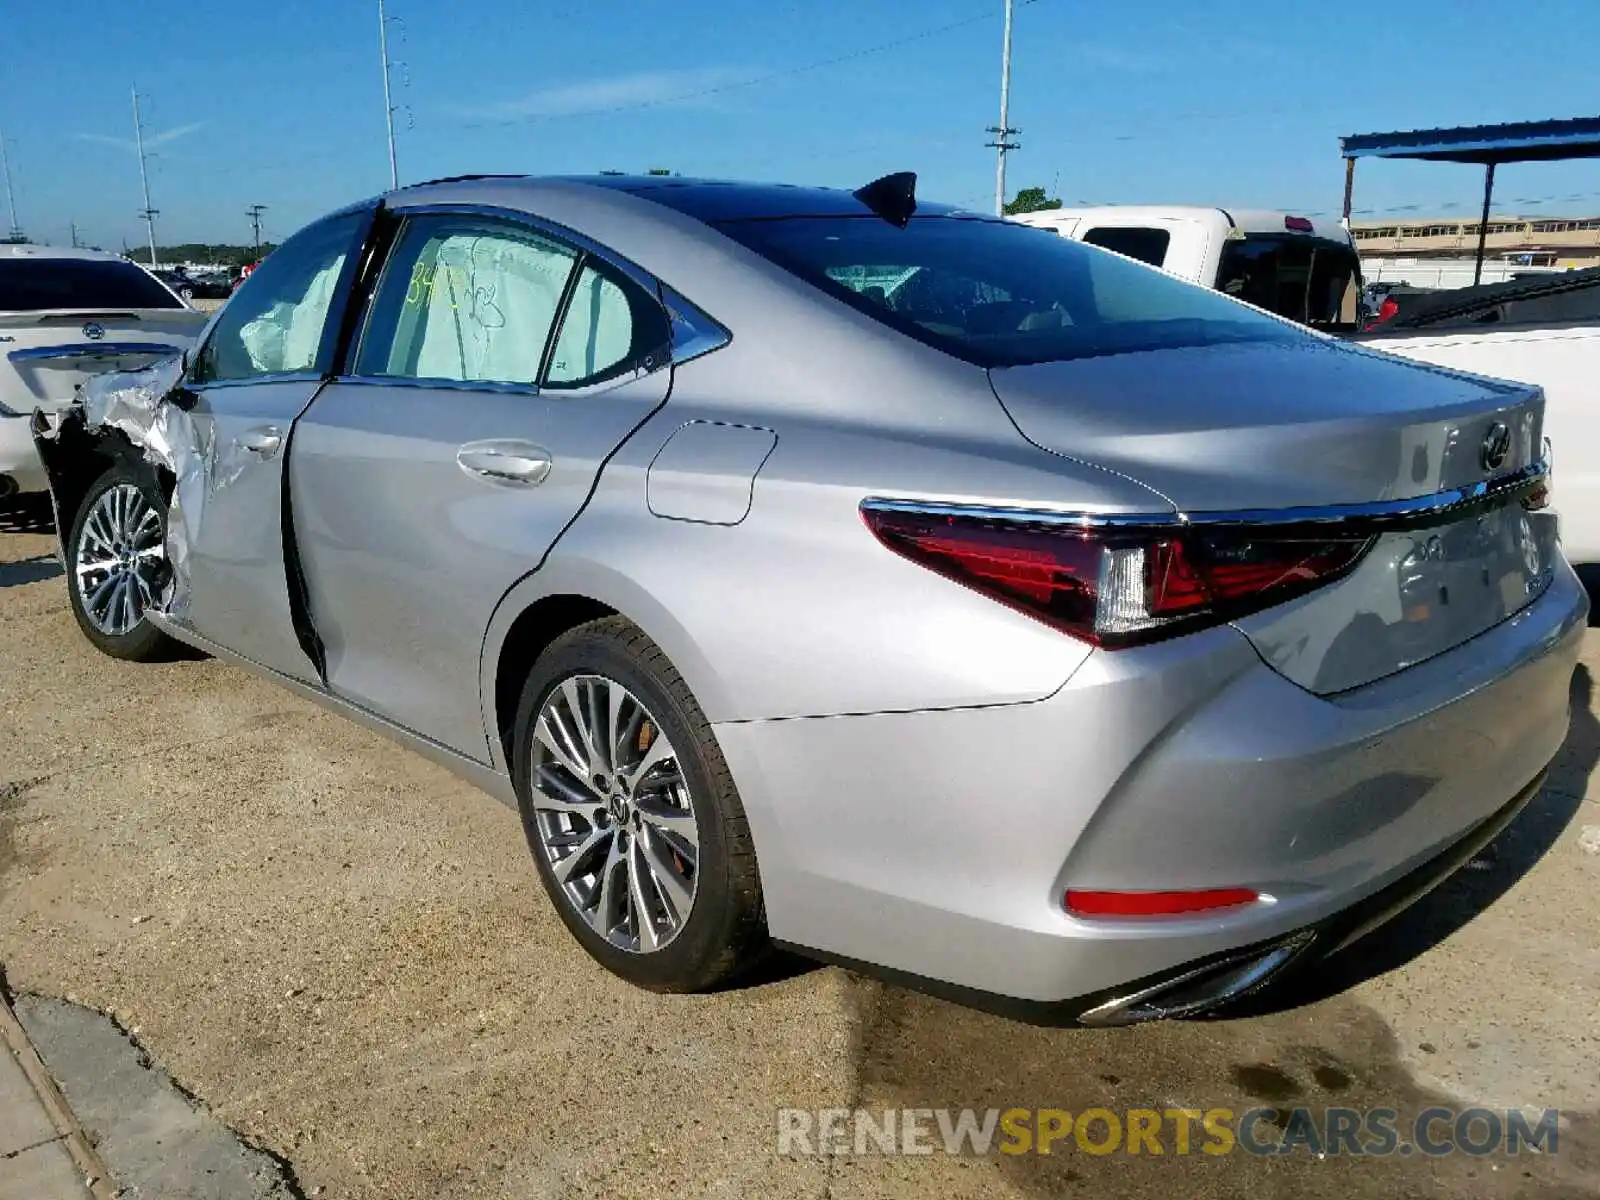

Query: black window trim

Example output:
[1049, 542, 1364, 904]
[187, 201, 380, 390]
[335, 201, 674, 396]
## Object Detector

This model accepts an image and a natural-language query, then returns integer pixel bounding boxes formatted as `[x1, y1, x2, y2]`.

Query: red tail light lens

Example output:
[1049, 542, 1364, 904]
[1283, 216, 1315, 232]
[1066, 887, 1259, 917]
[861, 506, 1371, 647]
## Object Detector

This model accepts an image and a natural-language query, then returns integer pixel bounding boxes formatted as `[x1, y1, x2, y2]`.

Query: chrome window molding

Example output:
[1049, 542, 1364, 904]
[861, 455, 1551, 538]
[386, 201, 663, 300]
[187, 371, 322, 392]
[333, 373, 540, 396]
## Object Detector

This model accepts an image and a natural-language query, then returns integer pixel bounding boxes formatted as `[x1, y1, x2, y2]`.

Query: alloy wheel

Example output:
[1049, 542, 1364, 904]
[75, 483, 164, 637]
[529, 674, 700, 953]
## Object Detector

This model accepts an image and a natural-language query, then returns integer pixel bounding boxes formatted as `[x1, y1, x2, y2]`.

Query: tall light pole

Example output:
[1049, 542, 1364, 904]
[986, 0, 1020, 216]
[0, 127, 22, 241]
[132, 86, 159, 266]
[378, 0, 399, 189]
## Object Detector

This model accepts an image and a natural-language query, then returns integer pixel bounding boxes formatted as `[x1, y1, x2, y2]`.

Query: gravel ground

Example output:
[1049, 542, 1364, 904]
[2, 494, 1598, 1199]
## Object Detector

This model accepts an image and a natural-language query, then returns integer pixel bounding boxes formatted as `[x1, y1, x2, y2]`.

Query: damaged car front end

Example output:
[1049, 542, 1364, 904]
[29, 345, 268, 660]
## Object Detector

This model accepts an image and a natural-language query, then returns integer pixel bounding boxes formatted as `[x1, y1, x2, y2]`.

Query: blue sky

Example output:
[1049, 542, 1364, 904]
[5, 0, 1600, 250]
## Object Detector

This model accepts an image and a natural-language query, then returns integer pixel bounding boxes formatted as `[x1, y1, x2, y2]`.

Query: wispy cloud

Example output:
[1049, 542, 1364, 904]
[455, 68, 752, 121]
[76, 121, 206, 152]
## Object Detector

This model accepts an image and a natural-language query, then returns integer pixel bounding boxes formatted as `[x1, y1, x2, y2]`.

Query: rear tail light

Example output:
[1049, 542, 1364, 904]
[1283, 215, 1315, 232]
[860, 504, 1372, 648]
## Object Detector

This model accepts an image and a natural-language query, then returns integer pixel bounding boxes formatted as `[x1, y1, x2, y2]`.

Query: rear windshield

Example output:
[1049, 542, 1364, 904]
[0, 258, 182, 312]
[1216, 235, 1361, 331]
[714, 215, 1301, 367]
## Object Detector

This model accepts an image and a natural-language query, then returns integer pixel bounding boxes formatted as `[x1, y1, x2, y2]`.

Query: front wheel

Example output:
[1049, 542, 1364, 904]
[66, 463, 180, 661]
[512, 616, 768, 991]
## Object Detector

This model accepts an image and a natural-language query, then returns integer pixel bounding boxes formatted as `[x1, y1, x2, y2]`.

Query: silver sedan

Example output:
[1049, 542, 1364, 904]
[33, 173, 1585, 1024]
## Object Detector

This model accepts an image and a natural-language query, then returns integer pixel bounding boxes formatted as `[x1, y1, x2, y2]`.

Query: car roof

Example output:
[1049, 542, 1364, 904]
[0, 243, 141, 264]
[392, 173, 981, 223]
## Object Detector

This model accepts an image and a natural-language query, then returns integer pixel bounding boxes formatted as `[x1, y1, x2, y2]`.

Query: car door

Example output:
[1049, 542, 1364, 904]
[170, 206, 373, 682]
[289, 209, 673, 759]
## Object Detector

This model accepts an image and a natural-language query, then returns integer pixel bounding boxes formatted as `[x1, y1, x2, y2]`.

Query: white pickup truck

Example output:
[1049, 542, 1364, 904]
[1010, 205, 1364, 332]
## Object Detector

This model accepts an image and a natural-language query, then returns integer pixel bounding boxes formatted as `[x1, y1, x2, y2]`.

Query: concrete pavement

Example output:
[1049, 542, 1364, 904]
[1, 983, 108, 1200]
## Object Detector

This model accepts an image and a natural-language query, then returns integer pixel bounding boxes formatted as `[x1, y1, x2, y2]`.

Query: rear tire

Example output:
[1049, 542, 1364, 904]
[66, 462, 180, 662]
[512, 616, 768, 991]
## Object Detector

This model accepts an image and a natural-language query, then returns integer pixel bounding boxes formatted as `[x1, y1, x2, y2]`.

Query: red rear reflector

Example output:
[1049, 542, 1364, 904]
[1066, 887, 1259, 917]
[1284, 216, 1314, 232]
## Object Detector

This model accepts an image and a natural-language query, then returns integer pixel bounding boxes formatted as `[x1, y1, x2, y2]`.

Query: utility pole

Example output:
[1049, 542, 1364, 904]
[131, 86, 159, 266]
[378, 0, 399, 188]
[986, 0, 1020, 216]
[0, 127, 22, 241]
[246, 204, 267, 257]
[70, 220, 81, 249]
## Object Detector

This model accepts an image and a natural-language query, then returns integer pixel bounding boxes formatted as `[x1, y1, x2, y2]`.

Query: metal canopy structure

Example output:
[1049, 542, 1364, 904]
[1338, 116, 1600, 284]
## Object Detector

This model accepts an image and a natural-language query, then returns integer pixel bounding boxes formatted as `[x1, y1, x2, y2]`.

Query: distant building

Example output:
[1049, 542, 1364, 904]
[1351, 215, 1600, 270]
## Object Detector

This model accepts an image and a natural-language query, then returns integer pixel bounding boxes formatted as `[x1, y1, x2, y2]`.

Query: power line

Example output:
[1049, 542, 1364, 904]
[462, 0, 1045, 128]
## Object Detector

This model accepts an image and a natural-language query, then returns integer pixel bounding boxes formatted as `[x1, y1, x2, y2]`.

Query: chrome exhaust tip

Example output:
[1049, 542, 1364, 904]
[1078, 931, 1315, 1027]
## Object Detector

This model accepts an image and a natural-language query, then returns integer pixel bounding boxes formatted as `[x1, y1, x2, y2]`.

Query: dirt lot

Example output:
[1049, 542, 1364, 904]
[3, 495, 1599, 1199]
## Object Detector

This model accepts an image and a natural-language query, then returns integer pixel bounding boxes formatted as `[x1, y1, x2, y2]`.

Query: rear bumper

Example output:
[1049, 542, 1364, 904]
[0, 412, 49, 493]
[717, 554, 1588, 1007]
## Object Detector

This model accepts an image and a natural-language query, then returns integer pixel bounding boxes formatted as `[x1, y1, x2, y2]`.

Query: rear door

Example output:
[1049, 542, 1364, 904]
[290, 209, 673, 759]
[172, 207, 373, 681]
[0, 256, 206, 416]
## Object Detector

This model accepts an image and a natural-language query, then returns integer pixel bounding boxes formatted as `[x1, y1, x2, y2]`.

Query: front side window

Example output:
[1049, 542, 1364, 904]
[1080, 226, 1172, 268]
[717, 215, 1300, 367]
[192, 210, 367, 383]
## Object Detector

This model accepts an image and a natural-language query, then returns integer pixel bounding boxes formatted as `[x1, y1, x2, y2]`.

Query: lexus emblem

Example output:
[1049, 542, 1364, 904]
[1480, 422, 1511, 472]
[82, 321, 105, 341]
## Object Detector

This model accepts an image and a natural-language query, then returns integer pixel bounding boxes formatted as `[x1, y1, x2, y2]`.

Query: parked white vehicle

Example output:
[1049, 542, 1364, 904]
[1357, 268, 1600, 566]
[1, 245, 207, 496]
[1010, 205, 1363, 330]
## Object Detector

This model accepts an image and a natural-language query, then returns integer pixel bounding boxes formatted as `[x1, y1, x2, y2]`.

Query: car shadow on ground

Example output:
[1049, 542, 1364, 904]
[0, 556, 62, 587]
[0, 494, 55, 535]
[1231, 661, 1599, 1016]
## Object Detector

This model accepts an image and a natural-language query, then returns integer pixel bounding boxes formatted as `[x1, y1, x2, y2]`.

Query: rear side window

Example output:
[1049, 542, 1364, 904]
[0, 258, 182, 311]
[716, 215, 1299, 367]
[1080, 226, 1171, 268]
[1216, 236, 1361, 331]
[356, 214, 671, 390]
[357, 218, 579, 386]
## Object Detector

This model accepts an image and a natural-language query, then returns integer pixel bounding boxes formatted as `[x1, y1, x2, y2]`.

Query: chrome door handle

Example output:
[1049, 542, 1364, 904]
[240, 426, 283, 457]
[456, 440, 553, 487]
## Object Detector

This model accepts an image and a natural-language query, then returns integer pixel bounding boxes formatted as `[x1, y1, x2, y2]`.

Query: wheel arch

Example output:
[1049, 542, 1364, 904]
[480, 557, 733, 774]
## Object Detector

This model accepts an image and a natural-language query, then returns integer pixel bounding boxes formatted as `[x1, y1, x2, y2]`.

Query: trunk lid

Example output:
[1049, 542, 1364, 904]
[989, 338, 1552, 694]
[0, 308, 207, 416]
